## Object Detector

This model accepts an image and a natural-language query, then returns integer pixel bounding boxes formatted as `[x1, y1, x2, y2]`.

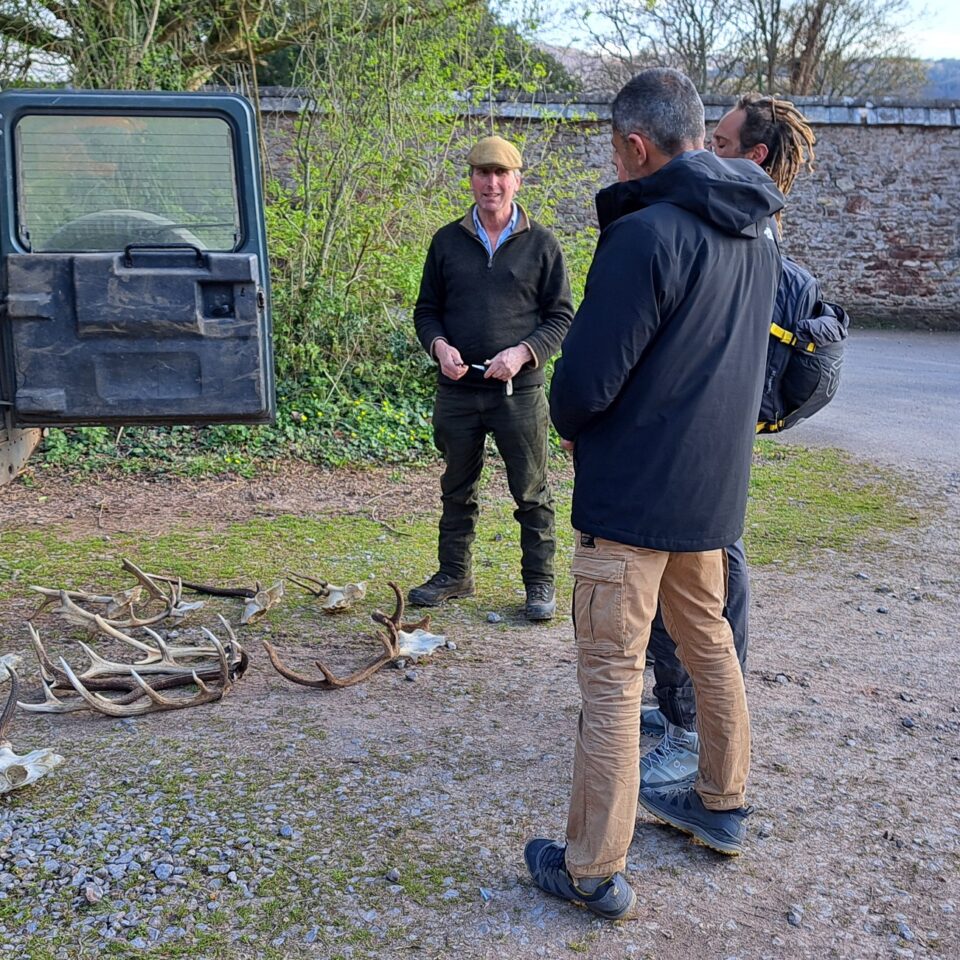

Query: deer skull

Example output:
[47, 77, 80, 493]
[240, 581, 285, 625]
[1, 660, 64, 794]
[287, 574, 367, 613]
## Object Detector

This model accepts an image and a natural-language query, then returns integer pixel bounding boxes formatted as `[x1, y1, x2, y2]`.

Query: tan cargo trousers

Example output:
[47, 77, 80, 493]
[564, 535, 751, 879]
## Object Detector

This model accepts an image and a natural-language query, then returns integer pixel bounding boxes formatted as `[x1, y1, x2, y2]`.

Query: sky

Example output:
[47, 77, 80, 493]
[521, 0, 960, 61]
[905, 2, 960, 59]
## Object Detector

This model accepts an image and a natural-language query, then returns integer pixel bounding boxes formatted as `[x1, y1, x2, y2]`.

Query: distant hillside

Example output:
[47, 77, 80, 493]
[923, 59, 960, 100]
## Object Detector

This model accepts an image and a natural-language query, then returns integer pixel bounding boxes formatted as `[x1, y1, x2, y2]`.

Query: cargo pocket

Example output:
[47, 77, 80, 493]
[571, 554, 626, 650]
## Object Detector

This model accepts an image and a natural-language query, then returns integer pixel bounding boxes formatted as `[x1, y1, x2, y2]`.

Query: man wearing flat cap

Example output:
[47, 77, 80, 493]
[410, 135, 573, 620]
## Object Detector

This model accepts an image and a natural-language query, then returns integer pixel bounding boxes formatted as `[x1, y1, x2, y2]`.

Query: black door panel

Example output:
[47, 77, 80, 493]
[0, 90, 274, 429]
[7, 252, 268, 424]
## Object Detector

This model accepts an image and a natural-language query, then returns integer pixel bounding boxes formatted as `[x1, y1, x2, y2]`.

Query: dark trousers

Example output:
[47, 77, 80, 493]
[648, 538, 749, 731]
[433, 384, 555, 586]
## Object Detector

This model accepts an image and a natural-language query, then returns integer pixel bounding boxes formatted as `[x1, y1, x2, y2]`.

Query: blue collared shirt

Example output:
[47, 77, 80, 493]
[472, 203, 519, 258]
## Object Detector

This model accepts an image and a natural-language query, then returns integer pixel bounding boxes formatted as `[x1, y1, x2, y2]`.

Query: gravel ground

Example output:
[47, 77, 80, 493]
[1, 464, 958, 959]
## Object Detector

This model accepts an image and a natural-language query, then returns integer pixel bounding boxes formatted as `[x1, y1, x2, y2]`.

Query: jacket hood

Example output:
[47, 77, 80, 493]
[595, 150, 784, 238]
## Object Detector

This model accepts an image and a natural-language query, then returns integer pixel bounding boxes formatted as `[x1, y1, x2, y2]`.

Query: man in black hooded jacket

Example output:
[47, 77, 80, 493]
[523, 68, 783, 920]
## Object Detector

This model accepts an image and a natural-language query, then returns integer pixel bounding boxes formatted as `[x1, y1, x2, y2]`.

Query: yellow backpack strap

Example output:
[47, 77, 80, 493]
[770, 321, 817, 352]
[770, 322, 797, 346]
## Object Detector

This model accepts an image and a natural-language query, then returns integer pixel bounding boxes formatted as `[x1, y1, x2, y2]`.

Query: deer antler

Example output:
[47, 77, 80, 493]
[264, 582, 435, 690]
[29, 585, 144, 621]
[19, 618, 247, 716]
[287, 573, 367, 613]
[21, 621, 247, 700]
[40, 584, 203, 634]
[57, 629, 236, 717]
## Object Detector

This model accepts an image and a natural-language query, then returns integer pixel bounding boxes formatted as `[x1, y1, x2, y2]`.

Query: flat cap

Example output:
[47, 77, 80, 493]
[466, 136, 523, 170]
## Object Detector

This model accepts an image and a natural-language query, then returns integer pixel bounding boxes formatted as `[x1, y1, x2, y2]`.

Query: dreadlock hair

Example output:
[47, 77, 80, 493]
[736, 93, 816, 197]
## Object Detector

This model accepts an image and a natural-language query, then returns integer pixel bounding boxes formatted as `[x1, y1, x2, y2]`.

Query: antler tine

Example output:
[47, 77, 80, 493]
[55, 589, 101, 631]
[286, 573, 329, 596]
[18, 676, 88, 714]
[58, 631, 231, 717]
[386, 581, 403, 628]
[262, 639, 340, 688]
[0, 665, 18, 745]
[201, 622, 247, 679]
[120, 558, 167, 601]
[27, 623, 59, 685]
[90, 615, 157, 654]
[129, 631, 231, 707]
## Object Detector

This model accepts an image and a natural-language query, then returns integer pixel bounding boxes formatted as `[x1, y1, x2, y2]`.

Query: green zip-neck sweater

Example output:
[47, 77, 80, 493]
[413, 205, 573, 388]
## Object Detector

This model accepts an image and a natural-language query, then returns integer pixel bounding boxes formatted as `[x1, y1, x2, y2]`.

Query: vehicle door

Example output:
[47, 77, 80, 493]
[0, 90, 274, 428]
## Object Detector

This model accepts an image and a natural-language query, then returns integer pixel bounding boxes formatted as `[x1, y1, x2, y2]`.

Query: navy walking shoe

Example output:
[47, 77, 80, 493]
[638, 784, 752, 856]
[523, 839, 637, 920]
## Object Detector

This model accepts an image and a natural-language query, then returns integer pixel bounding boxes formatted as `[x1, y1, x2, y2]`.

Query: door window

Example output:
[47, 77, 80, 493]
[14, 114, 241, 252]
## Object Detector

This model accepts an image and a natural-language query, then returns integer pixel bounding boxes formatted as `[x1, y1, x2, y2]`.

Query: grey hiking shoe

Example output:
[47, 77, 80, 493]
[524, 582, 556, 621]
[638, 783, 753, 856]
[523, 839, 637, 920]
[641, 705, 668, 737]
[641, 720, 699, 788]
[407, 572, 474, 607]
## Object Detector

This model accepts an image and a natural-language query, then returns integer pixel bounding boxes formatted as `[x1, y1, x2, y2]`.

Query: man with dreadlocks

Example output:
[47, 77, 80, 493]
[638, 94, 819, 791]
[710, 93, 816, 223]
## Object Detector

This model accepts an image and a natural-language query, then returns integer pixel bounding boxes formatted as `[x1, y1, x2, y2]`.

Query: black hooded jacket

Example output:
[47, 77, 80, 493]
[550, 150, 784, 551]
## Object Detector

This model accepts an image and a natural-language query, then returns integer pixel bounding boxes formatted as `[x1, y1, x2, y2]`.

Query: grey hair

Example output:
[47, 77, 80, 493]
[611, 68, 705, 156]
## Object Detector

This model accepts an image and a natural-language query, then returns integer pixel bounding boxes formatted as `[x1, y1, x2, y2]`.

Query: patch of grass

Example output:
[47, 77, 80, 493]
[0, 443, 923, 622]
[746, 440, 921, 565]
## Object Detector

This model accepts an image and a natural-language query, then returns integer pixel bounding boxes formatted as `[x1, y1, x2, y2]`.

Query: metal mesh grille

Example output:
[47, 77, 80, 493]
[15, 114, 240, 252]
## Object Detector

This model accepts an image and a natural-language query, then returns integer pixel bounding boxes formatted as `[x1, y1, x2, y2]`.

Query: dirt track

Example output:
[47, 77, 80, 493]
[1, 463, 958, 959]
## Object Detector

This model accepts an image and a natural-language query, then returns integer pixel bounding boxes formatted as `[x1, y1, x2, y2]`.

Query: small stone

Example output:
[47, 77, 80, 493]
[442, 889, 460, 900]
[899, 692, 915, 702]
[278, 825, 293, 838]
[897, 920, 915, 941]
[305, 928, 318, 943]
[787, 904, 803, 927]
[479, 887, 493, 902]
[901, 717, 915, 729]
[404, 670, 417, 682]
[83, 883, 103, 904]
[386, 868, 400, 882]
[153, 863, 173, 882]
[486, 612, 502, 623]
[855, 572, 869, 580]
[445, 640, 457, 650]
[877, 606, 889, 614]
[775, 673, 789, 685]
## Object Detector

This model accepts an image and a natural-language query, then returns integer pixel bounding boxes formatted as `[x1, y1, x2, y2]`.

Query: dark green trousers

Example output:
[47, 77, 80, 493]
[432, 383, 555, 586]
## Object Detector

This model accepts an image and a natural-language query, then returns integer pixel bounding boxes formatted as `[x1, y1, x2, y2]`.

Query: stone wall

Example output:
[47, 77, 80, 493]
[259, 91, 960, 328]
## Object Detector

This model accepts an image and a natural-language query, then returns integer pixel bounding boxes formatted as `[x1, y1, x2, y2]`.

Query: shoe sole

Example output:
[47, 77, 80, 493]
[636, 792, 743, 856]
[524, 608, 556, 621]
[407, 589, 475, 607]
[538, 885, 639, 921]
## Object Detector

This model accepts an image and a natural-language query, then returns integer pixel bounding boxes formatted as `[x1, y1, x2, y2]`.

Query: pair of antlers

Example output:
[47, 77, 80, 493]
[20, 617, 247, 717]
[263, 582, 433, 689]
[31, 559, 204, 632]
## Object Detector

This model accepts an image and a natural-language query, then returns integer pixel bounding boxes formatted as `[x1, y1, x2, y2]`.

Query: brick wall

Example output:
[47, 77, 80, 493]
[259, 91, 960, 328]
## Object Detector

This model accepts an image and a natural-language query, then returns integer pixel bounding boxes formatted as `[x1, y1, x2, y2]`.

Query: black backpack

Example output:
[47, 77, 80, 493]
[757, 257, 850, 434]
